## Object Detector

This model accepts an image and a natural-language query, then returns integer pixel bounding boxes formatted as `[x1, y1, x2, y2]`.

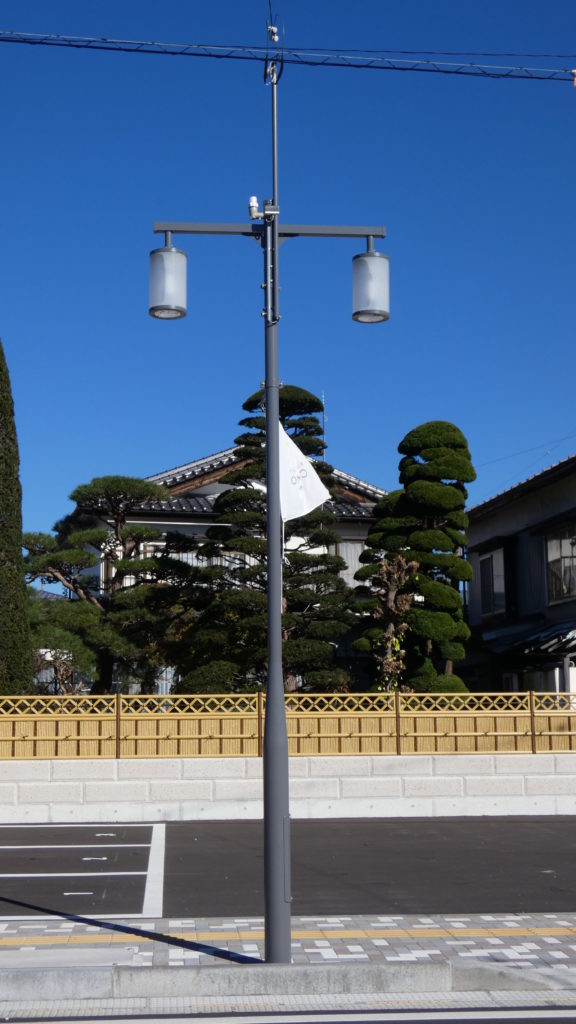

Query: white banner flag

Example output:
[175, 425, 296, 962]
[279, 422, 331, 522]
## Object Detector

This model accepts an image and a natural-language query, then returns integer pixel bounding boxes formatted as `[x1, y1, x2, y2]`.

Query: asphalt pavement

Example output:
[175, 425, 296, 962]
[163, 816, 576, 917]
[1, 817, 576, 919]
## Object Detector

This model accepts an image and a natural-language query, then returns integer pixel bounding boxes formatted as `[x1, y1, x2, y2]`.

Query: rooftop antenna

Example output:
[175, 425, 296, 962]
[322, 390, 326, 461]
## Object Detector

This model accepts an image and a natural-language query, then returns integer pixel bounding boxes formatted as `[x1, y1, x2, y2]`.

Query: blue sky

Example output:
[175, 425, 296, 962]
[1, 0, 575, 533]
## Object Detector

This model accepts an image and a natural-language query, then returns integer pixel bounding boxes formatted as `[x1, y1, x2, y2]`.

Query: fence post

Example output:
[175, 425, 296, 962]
[257, 691, 264, 757]
[115, 692, 122, 760]
[395, 690, 402, 756]
[529, 689, 537, 754]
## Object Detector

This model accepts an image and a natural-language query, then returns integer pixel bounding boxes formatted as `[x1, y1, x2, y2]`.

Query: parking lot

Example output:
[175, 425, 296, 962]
[0, 817, 575, 923]
[0, 823, 164, 919]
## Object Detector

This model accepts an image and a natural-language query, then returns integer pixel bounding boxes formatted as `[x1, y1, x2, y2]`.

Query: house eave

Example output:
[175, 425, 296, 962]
[470, 455, 576, 521]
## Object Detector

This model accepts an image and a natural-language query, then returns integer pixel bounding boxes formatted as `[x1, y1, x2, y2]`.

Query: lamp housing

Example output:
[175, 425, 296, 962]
[149, 245, 187, 319]
[352, 250, 389, 323]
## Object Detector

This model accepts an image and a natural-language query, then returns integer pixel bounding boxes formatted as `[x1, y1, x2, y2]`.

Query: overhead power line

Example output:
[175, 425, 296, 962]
[0, 30, 573, 82]
[476, 430, 576, 468]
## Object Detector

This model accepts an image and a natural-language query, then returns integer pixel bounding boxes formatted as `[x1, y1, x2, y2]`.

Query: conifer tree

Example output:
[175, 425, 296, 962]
[356, 421, 475, 692]
[0, 341, 32, 693]
[28, 590, 96, 692]
[24, 476, 174, 692]
[352, 555, 419, 691]
[175, 385, 352, 692]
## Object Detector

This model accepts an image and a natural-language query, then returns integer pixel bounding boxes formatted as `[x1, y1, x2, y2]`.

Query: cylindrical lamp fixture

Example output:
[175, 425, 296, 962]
[352, 245, 389, 323]
[149, 245, 187, 319]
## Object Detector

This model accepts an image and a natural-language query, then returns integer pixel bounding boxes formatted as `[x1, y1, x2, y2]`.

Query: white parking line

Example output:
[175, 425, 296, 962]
[0, 823, 149, 828]
[142, 822, 165, 917]
[0, 844, 151, 850]
[0, 872, 146, 878]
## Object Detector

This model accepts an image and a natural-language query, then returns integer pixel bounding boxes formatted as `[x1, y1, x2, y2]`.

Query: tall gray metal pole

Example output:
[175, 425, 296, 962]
[152, 202, 386, 961]
[151, 52, 386, 964]
[262, 57, 292, 965]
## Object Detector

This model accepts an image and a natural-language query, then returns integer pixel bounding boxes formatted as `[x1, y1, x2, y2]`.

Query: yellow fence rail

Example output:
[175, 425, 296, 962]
[1, 692, 575, 759]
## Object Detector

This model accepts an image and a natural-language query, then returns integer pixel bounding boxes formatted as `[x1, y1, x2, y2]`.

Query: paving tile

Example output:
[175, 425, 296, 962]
[1, 910, 576, 970]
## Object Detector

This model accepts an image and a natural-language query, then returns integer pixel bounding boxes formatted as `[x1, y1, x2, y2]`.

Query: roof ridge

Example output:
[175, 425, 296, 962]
[147, 445, 387, 497]
[470, 452, 576, 512]
[146, 447, 239, 483]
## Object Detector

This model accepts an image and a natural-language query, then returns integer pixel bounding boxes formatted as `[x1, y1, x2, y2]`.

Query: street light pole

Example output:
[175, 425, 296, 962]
[260, 52, 292, 965]
[148, 35, 389, 965]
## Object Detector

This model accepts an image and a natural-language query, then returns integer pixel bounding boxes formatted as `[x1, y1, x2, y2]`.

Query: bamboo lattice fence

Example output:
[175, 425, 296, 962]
[0, 692, 575, 759]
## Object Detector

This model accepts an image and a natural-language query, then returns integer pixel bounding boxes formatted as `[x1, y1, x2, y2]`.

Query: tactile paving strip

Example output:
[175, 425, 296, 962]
[2, 911, 576, 968]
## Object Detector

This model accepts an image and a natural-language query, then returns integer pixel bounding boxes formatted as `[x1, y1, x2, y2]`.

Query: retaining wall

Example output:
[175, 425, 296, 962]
[1, 753, 576, 822]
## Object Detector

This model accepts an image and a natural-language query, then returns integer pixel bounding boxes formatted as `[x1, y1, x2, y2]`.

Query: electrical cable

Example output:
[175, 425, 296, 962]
[272, 45, 576, 59]
[0, 30, 572, 82]
[476, 431, 576, 468]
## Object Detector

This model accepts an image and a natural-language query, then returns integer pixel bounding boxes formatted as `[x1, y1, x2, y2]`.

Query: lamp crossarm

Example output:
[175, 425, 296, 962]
[153, 221, 386, 240]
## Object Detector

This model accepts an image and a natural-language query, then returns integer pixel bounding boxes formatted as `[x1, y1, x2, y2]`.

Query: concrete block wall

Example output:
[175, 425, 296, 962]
[0, 754, 575, 822]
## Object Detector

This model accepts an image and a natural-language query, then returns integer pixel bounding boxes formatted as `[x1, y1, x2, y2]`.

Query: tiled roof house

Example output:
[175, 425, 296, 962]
[127, 447, 388, 588]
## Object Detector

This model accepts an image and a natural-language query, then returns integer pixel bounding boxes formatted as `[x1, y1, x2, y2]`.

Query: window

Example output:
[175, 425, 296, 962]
[479, 548, 505, 615]
[546, 526, 576, 603]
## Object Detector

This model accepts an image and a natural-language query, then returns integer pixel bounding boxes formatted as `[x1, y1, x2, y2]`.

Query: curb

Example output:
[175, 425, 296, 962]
[1, 961, 576, 1002]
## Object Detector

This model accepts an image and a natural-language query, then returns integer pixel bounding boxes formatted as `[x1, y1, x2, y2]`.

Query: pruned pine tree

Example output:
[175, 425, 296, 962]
[28, 589, 96, 692]
[175, 385, 353, 693]
[356, 421, 475, 692]
[23, 476, 180, 692]
[352, 555, 419, 691]
[0, 341, 33, 693]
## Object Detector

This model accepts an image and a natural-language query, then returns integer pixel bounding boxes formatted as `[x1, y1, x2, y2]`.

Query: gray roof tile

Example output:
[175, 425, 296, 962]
[147, 447, 386, 500]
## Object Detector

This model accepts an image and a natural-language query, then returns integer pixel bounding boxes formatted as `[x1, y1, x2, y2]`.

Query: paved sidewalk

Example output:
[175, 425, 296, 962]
[3, 910, 576, 1018]
[2, 910, 576, 969]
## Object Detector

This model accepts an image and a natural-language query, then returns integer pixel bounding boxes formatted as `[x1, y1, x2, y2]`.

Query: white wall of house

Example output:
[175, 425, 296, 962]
[332, 521, 371, 588]
[503, 666, 576, 694]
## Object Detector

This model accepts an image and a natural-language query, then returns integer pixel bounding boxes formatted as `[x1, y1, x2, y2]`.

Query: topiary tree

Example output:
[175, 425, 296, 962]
[175, 385, 353, 693]
[357, 421, 475, 692]
[0, 341, 33, 693]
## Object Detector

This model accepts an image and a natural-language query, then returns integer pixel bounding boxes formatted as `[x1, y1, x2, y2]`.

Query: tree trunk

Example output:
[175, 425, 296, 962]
[284, 672, 299, 692]
[91, 651, 115, 694]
